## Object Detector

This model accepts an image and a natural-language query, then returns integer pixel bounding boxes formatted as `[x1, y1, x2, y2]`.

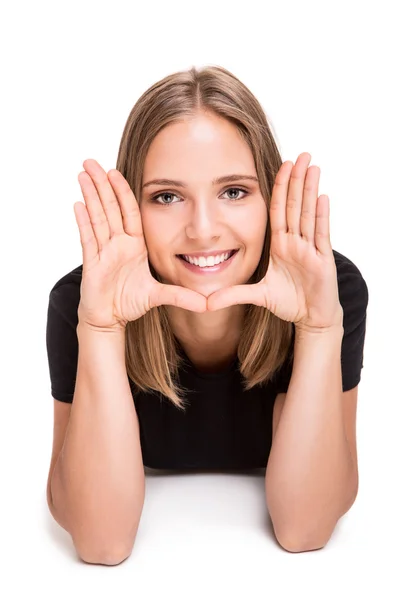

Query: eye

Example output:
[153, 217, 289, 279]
[150, 191, 181, 205]
[221, 187, 248, 201]
[150, 187, 249, 206]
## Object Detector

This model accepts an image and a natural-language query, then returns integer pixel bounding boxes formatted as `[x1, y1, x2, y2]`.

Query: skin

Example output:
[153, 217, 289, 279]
[139, 111, 268, 370]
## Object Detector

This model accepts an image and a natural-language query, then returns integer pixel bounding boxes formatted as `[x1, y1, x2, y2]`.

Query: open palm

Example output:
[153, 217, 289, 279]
[206, 153, 343, 330]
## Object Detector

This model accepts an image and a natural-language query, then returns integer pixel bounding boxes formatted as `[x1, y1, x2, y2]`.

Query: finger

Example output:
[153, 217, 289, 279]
[315, 195, 331, 255]
[83, 159, 125, 237]
[78, 170, 110, 253]
[73, 201, 99, 265]
[207, 283, 266, 312]
[300, 165, 320, 243]
[107, 169, 145, 239]
[151, 283, 208, 313]
[270, 161, 293, 234]
[286, 153, 311, 235]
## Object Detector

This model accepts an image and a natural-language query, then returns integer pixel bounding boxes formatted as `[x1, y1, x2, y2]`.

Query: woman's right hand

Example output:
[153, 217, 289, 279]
[74, 159, 207, 331]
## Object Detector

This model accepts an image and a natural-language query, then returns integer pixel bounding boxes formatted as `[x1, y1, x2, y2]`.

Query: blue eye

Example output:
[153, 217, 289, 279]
[151, 191, 180, 205]
[150, 187, 249, 205]
[222, 187, 248, 201]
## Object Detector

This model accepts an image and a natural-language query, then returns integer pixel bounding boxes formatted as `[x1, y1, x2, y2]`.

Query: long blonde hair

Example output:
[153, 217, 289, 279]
[115, 65, 294, 411]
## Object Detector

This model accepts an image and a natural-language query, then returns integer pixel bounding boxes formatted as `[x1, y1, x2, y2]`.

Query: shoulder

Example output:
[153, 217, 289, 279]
[332, 249, 369, 390]
[333, 249, 369, 300]
[332, 249, 369, 327]
[272, 250, 369, 396]
[46, 265, 83, 403]
[49, 263, 83, 298]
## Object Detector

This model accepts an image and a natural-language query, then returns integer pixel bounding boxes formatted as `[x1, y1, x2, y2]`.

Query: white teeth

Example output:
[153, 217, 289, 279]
[183, 251, 233, 267]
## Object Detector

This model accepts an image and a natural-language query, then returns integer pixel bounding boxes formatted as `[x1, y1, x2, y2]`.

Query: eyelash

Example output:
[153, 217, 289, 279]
[150, 187, 249, 206]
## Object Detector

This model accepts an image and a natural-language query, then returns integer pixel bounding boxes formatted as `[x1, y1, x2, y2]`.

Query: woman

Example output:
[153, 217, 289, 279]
[46, 65, 369, 562]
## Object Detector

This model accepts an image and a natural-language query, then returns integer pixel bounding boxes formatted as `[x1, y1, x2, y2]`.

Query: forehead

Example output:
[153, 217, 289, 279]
[143, 114, 256, 180]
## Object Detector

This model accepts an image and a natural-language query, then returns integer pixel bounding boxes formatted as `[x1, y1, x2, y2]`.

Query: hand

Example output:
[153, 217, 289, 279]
[74, 159, 207, 331]
[206, 152, 344, 332]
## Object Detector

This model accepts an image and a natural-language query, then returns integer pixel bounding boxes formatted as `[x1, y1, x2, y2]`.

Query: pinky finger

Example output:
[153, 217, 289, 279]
[73, 201, 99, 266]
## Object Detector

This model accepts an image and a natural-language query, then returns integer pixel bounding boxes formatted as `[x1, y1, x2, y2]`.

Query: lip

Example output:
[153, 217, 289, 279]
[178, 248, 238, 259]
[176, 249, 239, 275]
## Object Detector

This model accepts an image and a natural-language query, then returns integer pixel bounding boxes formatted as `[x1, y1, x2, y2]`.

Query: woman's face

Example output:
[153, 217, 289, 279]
[140, 111, 268, 299]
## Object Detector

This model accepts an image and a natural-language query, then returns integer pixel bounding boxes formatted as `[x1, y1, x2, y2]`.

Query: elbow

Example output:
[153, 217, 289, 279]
[271, 512, 340, 553]
[71, 514, 142, 565]
[273, 499, 356, 553]
[269, 487, 359, 553]
[275, 528, 330, 553]
[71, 520, 141, 565]
[47, 481, 142, 565]
[73, 536, 136, 566]
[48, 489, 137, 565]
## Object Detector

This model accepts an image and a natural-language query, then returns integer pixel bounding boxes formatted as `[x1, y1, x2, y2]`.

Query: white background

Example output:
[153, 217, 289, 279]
[1, 0, 398, 597]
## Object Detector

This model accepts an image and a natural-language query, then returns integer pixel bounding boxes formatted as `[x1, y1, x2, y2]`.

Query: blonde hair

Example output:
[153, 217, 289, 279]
[115, 65, 294, 411]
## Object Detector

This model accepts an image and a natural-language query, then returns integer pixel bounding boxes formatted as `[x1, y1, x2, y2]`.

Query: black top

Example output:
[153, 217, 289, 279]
[45, 249, 369, 471]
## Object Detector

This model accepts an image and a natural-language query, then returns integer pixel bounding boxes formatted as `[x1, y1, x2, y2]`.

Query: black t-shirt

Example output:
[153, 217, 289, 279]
[45, 249, 369, 471]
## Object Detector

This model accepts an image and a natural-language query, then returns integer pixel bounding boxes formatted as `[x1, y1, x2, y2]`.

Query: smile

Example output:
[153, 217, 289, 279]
[176, 249, 239, 274]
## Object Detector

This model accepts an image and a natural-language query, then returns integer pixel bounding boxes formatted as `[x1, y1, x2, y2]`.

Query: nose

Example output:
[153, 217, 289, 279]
[184, 199, 222, 241]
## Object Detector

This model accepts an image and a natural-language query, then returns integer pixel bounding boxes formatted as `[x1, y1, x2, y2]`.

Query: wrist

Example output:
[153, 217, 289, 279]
[295, 307, 344, 337]
[294, 323, 344, 346]
[77, 320, 127, 337]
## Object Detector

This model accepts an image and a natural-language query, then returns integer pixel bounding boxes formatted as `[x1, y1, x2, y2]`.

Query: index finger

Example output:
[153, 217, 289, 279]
[83, 159, 125, 236]
[106, 168, 144, 239]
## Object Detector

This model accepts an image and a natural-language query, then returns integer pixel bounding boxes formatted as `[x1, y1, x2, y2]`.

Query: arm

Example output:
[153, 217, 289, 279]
[50, 322, 145, 563]
[265, 324, 358, 552]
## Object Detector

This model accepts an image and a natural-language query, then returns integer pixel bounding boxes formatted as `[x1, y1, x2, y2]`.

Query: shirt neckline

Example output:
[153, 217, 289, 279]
[177, 341, 239, 380]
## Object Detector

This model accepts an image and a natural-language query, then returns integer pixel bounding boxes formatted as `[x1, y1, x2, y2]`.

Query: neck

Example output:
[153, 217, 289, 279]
[166, 305, 245, 372]
[167, 304, 245, 345]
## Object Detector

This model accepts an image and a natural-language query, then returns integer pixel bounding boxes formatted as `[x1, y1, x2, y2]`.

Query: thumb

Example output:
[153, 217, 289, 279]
[207, 283, 267, 311]
[151, 282, 208, 313]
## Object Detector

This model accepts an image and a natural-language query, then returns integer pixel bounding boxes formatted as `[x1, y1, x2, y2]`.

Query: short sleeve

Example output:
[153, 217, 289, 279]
[338, 261, 369, 391]
[46, 285, 80, 403]
[272, 252, 369, 395]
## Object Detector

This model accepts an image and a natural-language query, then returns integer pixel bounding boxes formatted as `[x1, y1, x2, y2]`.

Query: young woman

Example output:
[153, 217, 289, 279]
[46, 65, 369, 563]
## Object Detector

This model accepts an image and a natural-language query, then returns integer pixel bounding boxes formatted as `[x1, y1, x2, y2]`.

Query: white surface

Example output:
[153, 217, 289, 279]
[1, 0, 398, 597]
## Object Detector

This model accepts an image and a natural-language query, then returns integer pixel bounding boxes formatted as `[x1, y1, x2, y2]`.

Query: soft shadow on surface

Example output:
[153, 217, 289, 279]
[144, 466, 279, 547]
[45, 468, 278, 557]
[44, 498, 80, 562]
[144, 466, 267, 477]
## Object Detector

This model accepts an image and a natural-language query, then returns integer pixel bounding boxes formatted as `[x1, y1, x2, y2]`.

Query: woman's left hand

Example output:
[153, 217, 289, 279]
[206, 152, 344, 333]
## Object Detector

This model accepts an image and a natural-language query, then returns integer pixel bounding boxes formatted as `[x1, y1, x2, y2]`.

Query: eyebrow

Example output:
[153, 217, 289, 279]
[142, 174, 259, 190]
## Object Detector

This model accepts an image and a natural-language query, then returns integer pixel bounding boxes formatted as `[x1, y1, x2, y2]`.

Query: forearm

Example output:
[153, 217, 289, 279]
[50, 322, 145, 556]
[265, 324, 357, 547]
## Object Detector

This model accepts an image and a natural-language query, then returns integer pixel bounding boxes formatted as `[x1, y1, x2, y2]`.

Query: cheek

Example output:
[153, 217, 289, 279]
[140, 209, 170, 249]
[243, 204, 268, 247]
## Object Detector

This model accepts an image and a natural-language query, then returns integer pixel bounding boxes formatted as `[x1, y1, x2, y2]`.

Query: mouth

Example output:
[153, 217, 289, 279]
[176, 249, 240, 274]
